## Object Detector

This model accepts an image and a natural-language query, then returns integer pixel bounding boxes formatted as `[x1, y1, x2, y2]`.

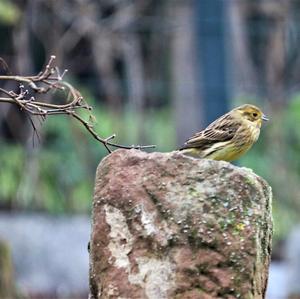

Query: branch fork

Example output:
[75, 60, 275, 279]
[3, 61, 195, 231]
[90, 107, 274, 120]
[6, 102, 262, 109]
[0, 56, 155, 153]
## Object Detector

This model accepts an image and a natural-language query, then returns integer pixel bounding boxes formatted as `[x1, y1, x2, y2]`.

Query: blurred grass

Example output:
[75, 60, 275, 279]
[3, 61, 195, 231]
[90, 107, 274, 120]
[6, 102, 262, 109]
[0, 97, 175, 214]
[1, 95, 300, 243]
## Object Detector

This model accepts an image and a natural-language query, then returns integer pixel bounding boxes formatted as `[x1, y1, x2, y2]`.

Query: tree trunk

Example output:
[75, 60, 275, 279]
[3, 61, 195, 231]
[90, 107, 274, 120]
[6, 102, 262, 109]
[0, 240, 16, 299]
[170, 0, 203, 145]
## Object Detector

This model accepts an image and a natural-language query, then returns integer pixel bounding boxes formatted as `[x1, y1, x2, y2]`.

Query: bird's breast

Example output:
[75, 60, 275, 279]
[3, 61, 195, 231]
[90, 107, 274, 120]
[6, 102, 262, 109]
[234, 123, 260, 149]
[248, 124, 260, 143]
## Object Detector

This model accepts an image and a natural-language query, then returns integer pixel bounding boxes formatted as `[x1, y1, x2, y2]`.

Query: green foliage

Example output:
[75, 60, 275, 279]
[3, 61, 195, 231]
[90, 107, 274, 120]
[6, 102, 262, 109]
[0, 0, 20, 25]
[0, 145, 24, 203]
[0, 100, 175, 214]
[240, 97, 300, 241]
[3, 93, 300, 244]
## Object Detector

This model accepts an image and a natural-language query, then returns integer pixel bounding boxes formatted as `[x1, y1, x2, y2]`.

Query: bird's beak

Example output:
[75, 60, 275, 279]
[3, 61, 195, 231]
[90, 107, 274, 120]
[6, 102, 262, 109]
[262, 114, 269, 121]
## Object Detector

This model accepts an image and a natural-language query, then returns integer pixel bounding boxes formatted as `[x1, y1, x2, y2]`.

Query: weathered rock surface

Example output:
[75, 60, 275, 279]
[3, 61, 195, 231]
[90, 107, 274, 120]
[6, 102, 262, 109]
[89, 149, 273, 299]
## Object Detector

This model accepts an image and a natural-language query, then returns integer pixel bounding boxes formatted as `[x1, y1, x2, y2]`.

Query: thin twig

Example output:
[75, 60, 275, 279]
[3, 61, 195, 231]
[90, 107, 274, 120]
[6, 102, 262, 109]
[0, 56, 155, 152]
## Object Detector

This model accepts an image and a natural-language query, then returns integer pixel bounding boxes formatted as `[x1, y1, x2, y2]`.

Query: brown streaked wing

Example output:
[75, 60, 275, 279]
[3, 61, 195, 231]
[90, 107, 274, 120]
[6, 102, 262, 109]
[180, 114, 240, 149]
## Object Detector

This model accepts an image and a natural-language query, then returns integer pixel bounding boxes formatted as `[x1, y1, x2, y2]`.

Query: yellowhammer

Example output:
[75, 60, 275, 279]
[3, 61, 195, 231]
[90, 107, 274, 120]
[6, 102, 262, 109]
[179, 104, 268, 161]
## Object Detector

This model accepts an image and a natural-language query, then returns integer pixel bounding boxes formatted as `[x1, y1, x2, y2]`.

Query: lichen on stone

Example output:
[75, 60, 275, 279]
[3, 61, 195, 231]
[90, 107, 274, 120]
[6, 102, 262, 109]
[89, 149, 273, 299]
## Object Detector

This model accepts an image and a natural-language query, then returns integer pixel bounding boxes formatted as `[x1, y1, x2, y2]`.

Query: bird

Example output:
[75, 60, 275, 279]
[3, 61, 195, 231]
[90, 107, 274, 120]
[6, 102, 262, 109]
[179, 104, 268, 162]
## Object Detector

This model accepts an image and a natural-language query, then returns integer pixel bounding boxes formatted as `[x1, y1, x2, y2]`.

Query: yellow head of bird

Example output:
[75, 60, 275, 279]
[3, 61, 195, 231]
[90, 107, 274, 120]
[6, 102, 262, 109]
[235, 104, 268, 128]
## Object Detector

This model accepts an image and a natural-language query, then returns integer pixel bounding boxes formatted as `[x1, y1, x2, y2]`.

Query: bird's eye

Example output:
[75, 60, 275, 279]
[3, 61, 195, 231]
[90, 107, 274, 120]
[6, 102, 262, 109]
[252, 113, 258, 117]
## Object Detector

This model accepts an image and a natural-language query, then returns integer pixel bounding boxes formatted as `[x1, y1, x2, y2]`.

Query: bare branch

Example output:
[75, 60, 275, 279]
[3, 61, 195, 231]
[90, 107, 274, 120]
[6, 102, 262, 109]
[0, 56, 155, 152]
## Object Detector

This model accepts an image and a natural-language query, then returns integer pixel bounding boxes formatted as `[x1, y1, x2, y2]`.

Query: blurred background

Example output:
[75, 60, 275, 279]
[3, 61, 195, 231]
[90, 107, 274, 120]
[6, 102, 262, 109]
[0, 0, 300, 298]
